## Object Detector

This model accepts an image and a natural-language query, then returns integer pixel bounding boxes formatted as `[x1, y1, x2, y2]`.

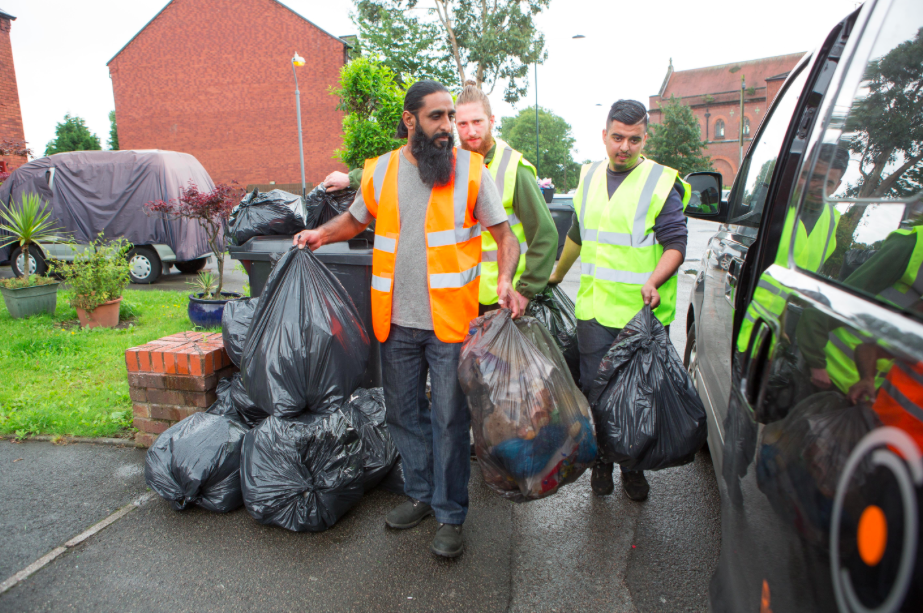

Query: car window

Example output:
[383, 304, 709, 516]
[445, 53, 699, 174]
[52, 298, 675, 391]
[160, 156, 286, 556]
[794, 0, 923, 316]
[727, 67, 810, 228]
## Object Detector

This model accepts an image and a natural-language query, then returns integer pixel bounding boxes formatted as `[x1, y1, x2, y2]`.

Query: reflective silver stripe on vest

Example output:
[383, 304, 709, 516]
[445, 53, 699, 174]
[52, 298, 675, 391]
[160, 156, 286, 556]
[880, 286, 919, 308]
[430, 263, 481, 289]
[493, 147, 514, 203]
[882, 378, 923, 423]
[374, 235, 396, 254]
[373, 152, 390, 204]
[632, 164, 666, 247]
[580, 262, 652, 285]
[756, 279, 785, 297]
[578, 161, 604, 226]
[428, 225, 482, 248]
[818, 203, 838, 267]
[481, 241, 528, 262]
[744, 310, 757, 324]
[371, 275, 392, 293]
[507, 213, 521, 227]
[424, 149, 482, 247]
[828, 331, 855, 359]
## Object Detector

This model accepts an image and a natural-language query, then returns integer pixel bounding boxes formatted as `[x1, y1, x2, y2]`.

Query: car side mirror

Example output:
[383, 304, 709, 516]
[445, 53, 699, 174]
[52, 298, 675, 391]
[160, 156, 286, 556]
[684, 171, 728, 222]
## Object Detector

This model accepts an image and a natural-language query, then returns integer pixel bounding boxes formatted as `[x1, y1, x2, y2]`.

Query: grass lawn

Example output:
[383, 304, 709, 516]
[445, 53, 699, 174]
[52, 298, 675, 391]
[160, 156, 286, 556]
[0, 288, 220, 439]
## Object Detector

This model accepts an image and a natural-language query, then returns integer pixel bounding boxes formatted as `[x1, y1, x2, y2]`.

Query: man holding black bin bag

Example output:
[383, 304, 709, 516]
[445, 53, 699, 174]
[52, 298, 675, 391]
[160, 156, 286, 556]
[549, 100, 690, 501]
[294, 80, 523, 558]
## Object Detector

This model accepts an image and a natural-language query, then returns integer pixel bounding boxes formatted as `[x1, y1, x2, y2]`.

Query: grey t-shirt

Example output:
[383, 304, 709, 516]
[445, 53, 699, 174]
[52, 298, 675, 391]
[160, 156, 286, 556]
[350, 150, 507, 330]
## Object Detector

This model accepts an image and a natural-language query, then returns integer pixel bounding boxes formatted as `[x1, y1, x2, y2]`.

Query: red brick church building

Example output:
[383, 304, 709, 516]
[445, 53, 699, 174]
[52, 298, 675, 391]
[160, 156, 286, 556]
[108, 0, 350, 186]
[648, 53, 804, 185]
[0, 8, 27, 174]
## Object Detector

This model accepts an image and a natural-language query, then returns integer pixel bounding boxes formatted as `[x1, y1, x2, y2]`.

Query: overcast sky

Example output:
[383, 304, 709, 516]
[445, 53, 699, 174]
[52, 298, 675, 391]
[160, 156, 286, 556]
[8, 0, 861, 167]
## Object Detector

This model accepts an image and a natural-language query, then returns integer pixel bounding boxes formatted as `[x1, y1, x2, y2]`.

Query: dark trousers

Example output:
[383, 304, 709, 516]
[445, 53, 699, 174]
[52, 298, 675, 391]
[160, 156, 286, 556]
[380, 325, 471, 525]
[576, 318, 670, 473]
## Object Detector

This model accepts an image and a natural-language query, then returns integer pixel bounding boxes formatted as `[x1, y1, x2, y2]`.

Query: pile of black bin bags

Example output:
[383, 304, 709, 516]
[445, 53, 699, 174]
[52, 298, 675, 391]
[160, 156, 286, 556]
[225, 185, 358, 247]
[144, 247, 403, 531]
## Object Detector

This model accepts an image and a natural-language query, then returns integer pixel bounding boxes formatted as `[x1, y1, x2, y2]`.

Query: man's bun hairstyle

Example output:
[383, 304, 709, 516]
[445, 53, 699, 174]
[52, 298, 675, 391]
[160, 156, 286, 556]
[456, 79, 493, 117]
[396, 80, 450, 138]
[607, 99, 648, 129]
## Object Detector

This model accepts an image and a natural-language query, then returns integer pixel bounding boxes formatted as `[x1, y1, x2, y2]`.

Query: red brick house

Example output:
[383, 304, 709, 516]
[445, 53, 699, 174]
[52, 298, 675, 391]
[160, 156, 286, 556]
[0, 8, 27, 174]
[649, 53, 804, 185]
[107, 0, 350, 187]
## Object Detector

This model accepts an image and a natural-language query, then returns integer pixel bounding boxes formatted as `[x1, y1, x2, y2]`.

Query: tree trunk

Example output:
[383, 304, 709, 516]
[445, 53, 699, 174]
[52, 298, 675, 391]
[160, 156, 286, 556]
[434, 0, 466, 85]
[20, 242, 29, 278]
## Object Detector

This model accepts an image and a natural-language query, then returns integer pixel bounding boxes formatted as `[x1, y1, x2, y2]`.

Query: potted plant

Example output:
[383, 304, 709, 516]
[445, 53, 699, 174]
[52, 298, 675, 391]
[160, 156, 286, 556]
[53, 234, 131, 328]
[0, 193, 68, 319]
[145, 181, 244, 326]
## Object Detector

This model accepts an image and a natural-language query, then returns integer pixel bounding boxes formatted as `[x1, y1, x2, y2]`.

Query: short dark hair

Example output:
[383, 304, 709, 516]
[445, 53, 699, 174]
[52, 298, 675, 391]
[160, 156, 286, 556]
[607, 99, 648, 129]
[814, 142, 850, 173]
[396, 80, 450, 139]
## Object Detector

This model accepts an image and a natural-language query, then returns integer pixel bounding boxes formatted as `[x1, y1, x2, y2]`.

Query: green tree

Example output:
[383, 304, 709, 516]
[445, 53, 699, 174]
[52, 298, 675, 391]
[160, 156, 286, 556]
[330, 57, 407, 169]
[44, 114, 101, 156]
[499, 106, 579, 191]
[107, 110, 119, 150]
[353, 0, 549, 103]
[352, 1, 456, 87]
[645, 96, 712, 176]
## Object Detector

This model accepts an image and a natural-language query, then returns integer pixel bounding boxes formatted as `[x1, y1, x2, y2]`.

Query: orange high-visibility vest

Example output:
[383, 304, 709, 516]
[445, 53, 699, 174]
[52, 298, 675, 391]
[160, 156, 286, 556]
[872, 361, 923, 448]
[361, 147, 484, 343]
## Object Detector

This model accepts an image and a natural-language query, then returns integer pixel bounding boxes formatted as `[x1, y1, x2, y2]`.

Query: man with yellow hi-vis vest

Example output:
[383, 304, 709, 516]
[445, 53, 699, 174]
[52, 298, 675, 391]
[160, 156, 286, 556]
[549, 99, 690, 501]
[323, 82, 558, 313]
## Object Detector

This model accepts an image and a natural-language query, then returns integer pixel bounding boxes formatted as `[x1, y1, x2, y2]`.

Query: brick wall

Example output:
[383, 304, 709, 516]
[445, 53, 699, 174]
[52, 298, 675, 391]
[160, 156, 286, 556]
[0, 16, 27, 170]
[126, 332, 236, 447]
[109, 0, 348, 187]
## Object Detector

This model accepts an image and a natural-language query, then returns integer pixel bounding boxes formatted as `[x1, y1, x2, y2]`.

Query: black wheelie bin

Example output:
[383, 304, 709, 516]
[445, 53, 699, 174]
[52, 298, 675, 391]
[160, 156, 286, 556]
[228, 234, 382, 388]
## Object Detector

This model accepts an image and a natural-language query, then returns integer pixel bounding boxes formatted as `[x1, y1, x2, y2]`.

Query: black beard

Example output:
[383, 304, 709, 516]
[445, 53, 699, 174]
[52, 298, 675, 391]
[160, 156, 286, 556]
[411, 127, 454, 187]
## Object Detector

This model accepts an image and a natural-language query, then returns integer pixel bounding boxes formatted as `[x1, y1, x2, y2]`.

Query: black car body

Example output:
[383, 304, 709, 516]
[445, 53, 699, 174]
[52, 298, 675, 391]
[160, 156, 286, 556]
[683, 0, 923, 610]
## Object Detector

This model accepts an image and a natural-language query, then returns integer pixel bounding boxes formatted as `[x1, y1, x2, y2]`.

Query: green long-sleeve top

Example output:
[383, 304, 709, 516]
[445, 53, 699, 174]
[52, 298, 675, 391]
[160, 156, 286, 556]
[346, 142, 558, 299]
[796, 232, 916, 369]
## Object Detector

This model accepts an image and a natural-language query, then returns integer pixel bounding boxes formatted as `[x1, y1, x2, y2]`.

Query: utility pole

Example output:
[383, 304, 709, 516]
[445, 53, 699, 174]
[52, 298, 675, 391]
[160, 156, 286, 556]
[739, 75, 745, 166]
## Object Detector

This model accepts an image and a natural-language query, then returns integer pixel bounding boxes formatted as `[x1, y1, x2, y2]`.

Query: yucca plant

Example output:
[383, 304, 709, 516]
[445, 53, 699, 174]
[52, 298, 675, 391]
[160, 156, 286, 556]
[186, 270, 219, 300]
[0, 192, 68, 281]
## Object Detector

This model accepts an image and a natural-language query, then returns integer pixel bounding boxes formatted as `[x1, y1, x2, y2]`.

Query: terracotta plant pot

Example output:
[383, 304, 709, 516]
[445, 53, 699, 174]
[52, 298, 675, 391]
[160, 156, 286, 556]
[76, 297, 122, 329]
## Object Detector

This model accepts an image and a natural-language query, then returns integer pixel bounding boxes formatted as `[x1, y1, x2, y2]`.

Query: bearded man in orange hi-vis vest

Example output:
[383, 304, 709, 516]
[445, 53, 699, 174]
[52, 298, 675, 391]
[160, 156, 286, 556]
[294, 80, 523, 559]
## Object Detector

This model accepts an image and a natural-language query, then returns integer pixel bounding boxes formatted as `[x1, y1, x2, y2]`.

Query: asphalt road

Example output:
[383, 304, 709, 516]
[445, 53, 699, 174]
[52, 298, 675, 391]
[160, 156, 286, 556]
[0, 219, 725, 612]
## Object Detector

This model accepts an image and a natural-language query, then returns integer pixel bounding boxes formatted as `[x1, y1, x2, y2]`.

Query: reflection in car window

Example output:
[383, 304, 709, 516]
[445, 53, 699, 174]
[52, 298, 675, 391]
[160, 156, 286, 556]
[798, 3, 923, 318]
[728, 67, 809, 228]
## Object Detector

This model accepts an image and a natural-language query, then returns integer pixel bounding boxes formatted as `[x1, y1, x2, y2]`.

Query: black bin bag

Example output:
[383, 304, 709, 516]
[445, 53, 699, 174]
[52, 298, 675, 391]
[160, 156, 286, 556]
[227, 189, 307, 246]
[756, 392, 881, 547]
[222, 297, 259, 368]
[588, 306, 707, 471]
[345, 388, 399, 492]
[304, 185, 357, 229]
[378, 458, 405, 495]
[459, 310, 597, 502]
[145, 413, 248, 513]
[206, 373, 269, 428]
[240, 412, 365, 532]
[526, 284, 580, 386]
[241, 246, 370, 418]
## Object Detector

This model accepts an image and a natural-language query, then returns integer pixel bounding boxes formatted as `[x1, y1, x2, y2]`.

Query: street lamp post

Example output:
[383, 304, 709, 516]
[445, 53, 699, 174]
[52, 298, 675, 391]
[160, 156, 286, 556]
[292, 52, 307, 200]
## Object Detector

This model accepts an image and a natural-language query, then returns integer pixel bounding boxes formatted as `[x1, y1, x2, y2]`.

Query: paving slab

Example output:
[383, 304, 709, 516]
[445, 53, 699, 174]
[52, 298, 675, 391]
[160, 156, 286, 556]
[1, 465, 513, 613]
[0, 440, 147, 583]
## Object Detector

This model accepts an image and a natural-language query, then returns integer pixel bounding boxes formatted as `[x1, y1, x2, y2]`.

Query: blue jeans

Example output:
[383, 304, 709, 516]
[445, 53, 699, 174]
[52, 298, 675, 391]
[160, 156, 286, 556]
[576, 318, 669, 474]
[380, 325, 470, 524]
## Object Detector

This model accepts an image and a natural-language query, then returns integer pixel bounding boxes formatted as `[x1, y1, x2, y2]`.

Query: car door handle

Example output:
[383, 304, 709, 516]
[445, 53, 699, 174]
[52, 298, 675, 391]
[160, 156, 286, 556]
[725, 257, 743, 305]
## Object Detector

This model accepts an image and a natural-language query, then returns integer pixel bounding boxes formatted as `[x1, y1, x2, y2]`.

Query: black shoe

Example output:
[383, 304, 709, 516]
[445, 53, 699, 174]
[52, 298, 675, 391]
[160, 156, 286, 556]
[431, 523, 464, 558]
[621, 470, 650, 501]
[591, 462, 615, 496]
[385, 498, 434, 529]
